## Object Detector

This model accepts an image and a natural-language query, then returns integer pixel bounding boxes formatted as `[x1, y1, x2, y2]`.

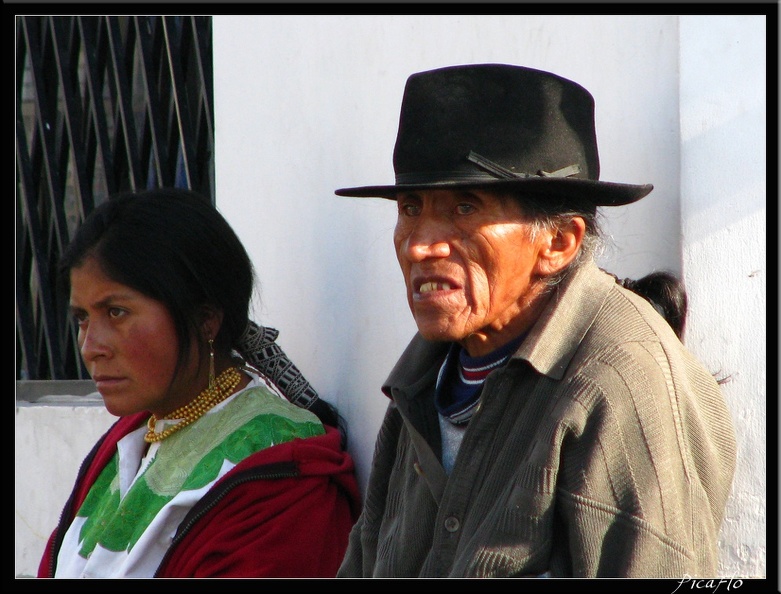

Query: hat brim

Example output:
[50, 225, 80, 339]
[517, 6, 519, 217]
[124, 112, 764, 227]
[335, 177, 653, 207]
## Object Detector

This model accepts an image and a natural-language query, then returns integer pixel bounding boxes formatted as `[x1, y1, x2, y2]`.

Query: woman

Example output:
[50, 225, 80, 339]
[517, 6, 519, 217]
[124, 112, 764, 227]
[38, 187, 360, 578]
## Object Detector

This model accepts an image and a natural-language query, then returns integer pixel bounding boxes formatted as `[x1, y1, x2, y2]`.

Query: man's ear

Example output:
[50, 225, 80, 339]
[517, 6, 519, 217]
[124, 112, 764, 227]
[534, 216, 586, 277]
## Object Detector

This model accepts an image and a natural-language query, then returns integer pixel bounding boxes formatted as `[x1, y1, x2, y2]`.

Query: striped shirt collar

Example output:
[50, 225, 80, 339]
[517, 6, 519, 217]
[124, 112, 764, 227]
[435, 333, 526, 425]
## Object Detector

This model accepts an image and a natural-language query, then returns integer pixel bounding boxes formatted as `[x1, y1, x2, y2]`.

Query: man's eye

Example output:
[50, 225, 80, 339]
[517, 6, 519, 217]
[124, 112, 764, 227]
[456, 203, 476, 215]
[400, 202, 421, 216]
[72, 311, 88, 326]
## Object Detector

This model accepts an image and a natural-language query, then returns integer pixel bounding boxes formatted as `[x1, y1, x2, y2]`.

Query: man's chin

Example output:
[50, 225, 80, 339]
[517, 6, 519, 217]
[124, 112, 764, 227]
[415, 323, 465, 344]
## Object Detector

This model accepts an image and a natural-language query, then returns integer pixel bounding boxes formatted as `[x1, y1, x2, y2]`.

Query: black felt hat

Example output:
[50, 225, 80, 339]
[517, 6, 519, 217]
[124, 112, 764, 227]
[335, 64, 653, 206]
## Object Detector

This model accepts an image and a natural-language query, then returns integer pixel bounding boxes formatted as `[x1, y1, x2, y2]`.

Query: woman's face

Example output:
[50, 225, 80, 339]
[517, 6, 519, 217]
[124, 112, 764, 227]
[69, 255, 204, 418]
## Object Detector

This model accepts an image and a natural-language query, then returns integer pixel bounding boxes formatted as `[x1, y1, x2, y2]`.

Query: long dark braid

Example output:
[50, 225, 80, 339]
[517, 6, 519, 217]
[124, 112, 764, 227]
[237, 321, 347, 446]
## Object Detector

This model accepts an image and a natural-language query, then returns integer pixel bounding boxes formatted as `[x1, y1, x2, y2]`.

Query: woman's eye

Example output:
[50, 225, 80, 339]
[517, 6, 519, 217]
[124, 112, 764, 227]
[72, 311, 88, 326]
[108, 307, 126, 319]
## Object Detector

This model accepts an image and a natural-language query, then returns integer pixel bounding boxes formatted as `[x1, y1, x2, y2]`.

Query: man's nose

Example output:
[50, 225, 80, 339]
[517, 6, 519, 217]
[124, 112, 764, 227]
[403, 218, 452, 262]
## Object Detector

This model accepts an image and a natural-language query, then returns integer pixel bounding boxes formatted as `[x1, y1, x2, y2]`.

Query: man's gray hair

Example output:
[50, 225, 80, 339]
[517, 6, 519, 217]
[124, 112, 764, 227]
[515, 193, 605, 288]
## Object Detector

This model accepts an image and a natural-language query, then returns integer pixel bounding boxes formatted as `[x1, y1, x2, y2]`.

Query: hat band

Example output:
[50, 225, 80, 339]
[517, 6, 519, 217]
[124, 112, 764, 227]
[467, 151, 581, 179]
[393, 152, 582, 186]
[394, 170, 506, 185]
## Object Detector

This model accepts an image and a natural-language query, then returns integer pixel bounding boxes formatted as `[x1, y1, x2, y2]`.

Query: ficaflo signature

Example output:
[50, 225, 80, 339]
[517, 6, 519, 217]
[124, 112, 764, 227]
[671, 574, 744, 594]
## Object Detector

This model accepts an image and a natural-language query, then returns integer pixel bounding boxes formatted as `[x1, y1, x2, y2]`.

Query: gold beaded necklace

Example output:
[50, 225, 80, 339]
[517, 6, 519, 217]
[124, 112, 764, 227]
[144, 366, 243, 443]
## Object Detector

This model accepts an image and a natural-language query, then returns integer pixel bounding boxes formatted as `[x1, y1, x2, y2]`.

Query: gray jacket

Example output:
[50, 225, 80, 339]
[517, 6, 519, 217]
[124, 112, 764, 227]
[338, 261, 737, 577]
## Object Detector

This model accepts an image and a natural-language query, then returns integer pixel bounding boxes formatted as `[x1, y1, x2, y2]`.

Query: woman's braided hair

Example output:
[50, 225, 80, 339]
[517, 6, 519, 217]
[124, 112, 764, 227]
[237, 321, 347, 446]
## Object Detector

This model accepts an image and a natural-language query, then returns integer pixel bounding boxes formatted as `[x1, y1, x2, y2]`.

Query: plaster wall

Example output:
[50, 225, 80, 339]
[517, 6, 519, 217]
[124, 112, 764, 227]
[678, 15, 766, 579]
[15, 14, 766, 580]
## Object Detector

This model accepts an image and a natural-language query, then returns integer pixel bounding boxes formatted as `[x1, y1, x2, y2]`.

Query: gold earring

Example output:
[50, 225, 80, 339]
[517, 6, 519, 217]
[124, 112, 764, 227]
[208, 339, 215, 389]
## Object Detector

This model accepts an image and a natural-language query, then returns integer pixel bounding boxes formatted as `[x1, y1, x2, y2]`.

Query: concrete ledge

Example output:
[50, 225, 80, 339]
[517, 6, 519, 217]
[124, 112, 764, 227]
[15, 401, 117, 577]
[16, 380, 98, 403]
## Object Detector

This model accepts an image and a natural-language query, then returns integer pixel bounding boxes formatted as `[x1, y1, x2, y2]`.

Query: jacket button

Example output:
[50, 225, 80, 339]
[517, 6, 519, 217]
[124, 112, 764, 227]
[444, 515, 460, 532]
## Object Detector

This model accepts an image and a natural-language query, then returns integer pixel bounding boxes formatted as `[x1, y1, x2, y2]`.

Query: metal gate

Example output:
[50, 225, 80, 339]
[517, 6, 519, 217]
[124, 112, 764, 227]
[16, 15, 215, 382]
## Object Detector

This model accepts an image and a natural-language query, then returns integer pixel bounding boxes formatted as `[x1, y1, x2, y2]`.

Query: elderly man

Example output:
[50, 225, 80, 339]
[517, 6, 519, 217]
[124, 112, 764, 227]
[335, 64, 736, 578]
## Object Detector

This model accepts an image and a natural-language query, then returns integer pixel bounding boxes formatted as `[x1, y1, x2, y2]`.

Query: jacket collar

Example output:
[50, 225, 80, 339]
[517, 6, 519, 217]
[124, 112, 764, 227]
[516, 259, 613, 380]
[382, 333, 449, 399]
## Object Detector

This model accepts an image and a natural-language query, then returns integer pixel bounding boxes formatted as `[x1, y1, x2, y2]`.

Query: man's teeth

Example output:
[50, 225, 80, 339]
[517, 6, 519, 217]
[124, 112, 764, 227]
[420, 281, 451, 293]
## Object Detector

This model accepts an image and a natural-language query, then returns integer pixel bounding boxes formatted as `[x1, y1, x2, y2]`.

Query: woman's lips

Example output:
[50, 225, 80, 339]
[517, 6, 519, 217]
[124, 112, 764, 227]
[92, 376, 128, 391]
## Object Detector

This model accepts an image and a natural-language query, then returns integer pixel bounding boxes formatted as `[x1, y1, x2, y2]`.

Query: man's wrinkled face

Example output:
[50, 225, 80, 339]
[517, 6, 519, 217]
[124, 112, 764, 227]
[393, 189, 548, 356]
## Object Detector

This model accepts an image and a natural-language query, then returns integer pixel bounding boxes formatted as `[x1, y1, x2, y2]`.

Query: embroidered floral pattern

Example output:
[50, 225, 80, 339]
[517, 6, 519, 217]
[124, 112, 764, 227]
[75, 386, 323, 556]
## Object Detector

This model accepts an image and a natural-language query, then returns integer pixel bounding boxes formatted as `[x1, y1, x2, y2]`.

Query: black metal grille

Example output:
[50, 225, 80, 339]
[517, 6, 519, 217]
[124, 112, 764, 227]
[16, 15, 215, 381]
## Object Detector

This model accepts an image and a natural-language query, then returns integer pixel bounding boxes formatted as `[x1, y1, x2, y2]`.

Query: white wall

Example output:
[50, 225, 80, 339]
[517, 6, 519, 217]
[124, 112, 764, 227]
[212, 14, 766, 578]
[212, 11, 683, 491]
[15, 14, 766, 579]
[679, 15, 767, 579]
[15, 401, 115, 578]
